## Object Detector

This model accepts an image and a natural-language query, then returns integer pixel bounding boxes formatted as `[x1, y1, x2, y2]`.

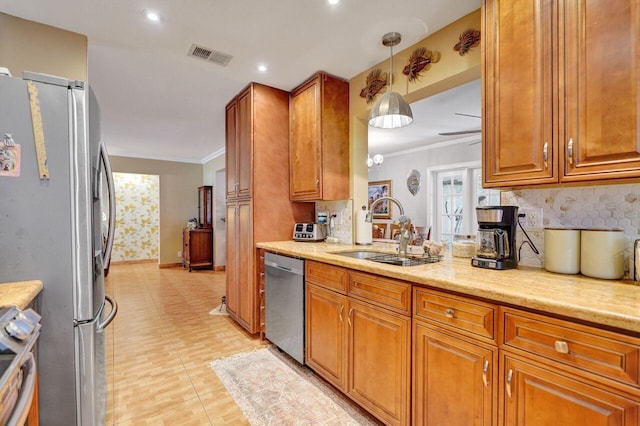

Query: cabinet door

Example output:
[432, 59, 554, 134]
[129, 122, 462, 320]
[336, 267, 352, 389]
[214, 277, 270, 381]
[502, 354, 640, 426]
[482, 0, 557, 186]
[237, 89, 253, 198]
[236, 200, 255, 331]
[189, 230, 211, 264]
[561, 0, 640, 181]
[225, 203, 238, 317]
[290, 78, 322, 201]
[305, 284, 348, 391]
[225, 101, 237, 199]
[347, 299, 410, 426]
[413, 321, 497, 426]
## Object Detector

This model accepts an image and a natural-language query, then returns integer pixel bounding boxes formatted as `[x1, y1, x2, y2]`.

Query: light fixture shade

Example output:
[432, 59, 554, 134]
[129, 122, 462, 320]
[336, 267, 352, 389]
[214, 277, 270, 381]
[368, 91, 413, 128]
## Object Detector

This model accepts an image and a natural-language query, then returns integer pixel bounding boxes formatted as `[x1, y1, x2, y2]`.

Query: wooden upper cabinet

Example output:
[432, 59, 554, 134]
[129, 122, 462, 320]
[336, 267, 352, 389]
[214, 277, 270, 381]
[561, 0, 640, 181]
[483, 0, 557, 187]
[290, 72, 349, 201]
[225, 86, 254, 200]
[483, 0, 640, 187]
[225, 100, 237, 198]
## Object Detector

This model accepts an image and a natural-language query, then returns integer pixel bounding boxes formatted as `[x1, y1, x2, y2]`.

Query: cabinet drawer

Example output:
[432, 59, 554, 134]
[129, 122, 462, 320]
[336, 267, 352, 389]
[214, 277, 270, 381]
[414, 288, 496, 342]
[348, 271, 411, 315]
[306, 261, 347, 294]
[502, 308, 640, 387]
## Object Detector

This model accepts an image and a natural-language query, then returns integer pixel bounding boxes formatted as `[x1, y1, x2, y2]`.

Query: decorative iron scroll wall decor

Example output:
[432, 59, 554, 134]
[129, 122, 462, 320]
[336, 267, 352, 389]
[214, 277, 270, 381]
[402, 47, 440, 82]
[359, 68, 388, 104]
[454, 29, 481, 56]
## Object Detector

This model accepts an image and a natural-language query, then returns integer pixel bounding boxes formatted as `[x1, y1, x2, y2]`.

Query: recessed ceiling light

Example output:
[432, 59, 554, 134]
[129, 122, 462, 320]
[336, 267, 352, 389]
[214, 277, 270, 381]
[145, 11, 160, 22]
[258, 64, 268, 72]
[328, 0, 339, 4]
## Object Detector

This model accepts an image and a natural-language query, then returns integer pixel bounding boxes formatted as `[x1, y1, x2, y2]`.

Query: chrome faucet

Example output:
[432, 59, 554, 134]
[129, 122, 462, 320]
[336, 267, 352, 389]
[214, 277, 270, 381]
[366, 196, 412, 257]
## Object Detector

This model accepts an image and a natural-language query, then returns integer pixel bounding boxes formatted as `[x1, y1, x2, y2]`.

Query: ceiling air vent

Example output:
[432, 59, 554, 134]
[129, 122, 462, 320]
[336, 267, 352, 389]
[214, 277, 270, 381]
[187, 43, 233, 66]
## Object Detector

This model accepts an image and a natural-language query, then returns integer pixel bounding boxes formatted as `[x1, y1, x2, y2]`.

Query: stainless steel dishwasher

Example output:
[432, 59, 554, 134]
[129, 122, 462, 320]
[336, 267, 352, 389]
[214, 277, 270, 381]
[264, 252, 305, 364]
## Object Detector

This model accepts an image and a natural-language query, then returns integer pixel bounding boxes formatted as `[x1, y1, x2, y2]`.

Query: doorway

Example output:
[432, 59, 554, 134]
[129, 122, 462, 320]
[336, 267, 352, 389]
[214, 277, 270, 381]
[111, 172, 160, 263]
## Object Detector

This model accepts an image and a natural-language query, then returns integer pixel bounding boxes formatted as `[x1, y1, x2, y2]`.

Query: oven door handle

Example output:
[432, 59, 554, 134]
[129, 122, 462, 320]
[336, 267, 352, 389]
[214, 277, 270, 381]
[7, 352, 36, 426]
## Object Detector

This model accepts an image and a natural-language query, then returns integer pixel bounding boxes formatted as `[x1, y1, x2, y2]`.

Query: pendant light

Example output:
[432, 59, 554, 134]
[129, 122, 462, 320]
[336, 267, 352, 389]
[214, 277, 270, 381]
[368, 32, 413, 129]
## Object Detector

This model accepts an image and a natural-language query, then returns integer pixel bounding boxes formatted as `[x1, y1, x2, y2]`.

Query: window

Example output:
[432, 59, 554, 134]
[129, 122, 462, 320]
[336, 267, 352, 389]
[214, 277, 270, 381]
[432, 165, 500, 242]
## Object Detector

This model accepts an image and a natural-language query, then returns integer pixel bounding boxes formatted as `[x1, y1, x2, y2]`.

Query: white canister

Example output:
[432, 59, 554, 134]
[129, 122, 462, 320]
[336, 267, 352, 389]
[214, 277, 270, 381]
[544, 228, 581, 274]
[580, 229, 626, 280]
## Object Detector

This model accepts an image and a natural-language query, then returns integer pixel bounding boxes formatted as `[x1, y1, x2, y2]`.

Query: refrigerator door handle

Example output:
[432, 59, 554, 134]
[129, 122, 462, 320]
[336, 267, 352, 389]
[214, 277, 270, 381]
[99, 142, 116, 270]
[96, 294, 118, 332]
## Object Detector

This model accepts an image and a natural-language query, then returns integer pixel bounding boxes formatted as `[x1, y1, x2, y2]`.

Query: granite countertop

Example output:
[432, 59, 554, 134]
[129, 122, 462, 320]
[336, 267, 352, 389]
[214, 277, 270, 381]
[0, 280, 43, 309]
[257, 241, 640, 335]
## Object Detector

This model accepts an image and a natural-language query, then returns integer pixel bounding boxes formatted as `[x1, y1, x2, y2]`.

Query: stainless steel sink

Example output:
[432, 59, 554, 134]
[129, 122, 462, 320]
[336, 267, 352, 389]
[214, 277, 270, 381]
[331, 250, 385, 259]
[366, 253, 442, 266]
[331, 250, 442, 266]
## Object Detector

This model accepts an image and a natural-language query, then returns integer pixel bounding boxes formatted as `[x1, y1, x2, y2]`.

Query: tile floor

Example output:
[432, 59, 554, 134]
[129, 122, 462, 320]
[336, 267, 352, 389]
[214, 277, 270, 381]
[105, 262, 268, 425]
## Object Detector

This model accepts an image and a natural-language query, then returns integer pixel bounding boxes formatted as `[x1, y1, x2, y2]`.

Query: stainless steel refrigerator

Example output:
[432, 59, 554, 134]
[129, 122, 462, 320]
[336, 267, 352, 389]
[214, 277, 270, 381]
[0, 70, 117, 425]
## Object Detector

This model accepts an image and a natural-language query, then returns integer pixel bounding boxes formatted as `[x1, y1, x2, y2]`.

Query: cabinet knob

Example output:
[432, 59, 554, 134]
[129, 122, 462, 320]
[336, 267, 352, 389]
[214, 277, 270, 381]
[543, 142, 548, 169]
[506, 369, 513, 398]
[315, 179, 320, 189]
[339, 305, 344, 323]
[554, 340, 570, 354]
[347, 308, 353, 326]
[444, 308, 455, 319]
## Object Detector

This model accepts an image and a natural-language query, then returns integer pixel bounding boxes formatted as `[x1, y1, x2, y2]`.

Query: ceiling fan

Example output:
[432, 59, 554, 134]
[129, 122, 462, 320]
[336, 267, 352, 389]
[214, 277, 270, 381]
[438, 113, 481, 136]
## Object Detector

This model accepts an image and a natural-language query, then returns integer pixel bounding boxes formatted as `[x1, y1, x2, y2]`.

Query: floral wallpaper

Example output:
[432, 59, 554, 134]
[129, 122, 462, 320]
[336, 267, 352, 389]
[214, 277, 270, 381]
[111, 173, 159, 262]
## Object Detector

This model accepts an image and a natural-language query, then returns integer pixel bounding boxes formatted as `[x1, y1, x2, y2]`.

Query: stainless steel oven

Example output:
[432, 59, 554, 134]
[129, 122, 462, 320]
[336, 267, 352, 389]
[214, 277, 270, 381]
[0, 306, 41, 426]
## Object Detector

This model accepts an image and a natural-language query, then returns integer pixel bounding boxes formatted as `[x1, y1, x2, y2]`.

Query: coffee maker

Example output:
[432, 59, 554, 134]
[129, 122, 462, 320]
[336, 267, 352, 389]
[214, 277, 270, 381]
[472, 206, 519, 270]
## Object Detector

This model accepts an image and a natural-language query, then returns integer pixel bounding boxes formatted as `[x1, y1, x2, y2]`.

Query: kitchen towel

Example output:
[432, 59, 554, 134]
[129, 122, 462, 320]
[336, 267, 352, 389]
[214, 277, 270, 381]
[355, 207, 373, 245]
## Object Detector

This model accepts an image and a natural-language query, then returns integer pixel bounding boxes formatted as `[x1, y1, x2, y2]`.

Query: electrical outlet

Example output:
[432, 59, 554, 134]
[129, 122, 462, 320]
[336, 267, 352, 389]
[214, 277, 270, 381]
[520, 208, 543, 230]
[177, 250, 182, 258]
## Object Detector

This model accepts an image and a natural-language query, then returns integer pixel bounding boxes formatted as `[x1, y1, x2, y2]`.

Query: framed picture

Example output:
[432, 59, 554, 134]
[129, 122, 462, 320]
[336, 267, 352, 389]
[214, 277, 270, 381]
[368, 180, 392, 219]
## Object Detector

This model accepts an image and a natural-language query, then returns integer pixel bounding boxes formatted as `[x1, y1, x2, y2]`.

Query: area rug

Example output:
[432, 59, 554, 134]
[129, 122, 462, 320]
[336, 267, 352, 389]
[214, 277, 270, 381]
[210, 346, 379, 425]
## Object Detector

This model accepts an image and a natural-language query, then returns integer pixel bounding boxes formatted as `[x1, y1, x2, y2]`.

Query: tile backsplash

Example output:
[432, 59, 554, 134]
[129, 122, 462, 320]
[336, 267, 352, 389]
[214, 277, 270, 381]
[502, 183, 640, 277]
[315, 199, 353, 244]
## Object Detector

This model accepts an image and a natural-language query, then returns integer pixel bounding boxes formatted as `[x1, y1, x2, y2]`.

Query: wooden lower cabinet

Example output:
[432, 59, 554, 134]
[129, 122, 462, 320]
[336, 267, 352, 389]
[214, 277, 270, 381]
[501, 353, 640, 426]
[303, 261, 640, 426]
[304, 262, 410, 426]
[413, 321, 498, 426]
[347, 299, 411, 426]
[182, 228, 213, 271]
[305, 283, 348, 391]
[225, 204, 238, 317]
[226, 200, 255, 330]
